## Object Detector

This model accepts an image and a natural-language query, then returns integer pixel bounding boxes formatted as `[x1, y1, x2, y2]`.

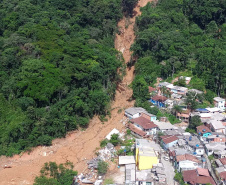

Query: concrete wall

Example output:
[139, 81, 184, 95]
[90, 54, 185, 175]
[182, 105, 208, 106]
[178, 160, 198, 171]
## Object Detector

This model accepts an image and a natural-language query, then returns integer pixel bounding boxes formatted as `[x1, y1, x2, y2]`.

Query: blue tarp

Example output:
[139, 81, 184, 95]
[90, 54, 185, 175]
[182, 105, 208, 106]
[195, 108, 209, 113]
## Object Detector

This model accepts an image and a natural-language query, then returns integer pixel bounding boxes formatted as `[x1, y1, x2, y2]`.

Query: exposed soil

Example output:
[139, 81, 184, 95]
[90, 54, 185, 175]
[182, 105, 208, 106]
[0, 0, 153, 184]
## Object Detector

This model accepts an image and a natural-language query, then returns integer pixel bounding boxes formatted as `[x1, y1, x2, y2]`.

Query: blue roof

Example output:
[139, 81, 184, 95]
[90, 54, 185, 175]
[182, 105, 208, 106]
[196, 108, 209, 112]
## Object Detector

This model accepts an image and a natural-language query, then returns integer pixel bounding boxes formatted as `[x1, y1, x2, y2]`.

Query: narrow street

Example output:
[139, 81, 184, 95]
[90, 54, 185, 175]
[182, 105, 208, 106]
[161, 155, 176, 185]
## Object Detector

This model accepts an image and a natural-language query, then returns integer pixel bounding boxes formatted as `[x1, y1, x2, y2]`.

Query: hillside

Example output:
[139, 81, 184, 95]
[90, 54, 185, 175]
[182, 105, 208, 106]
[0, 0, 125, 156]
[132, 0, 226, 102]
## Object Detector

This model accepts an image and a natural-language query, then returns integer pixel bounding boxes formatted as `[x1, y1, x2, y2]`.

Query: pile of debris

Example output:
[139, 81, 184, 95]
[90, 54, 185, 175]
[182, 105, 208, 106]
[98, 143, 116, 161]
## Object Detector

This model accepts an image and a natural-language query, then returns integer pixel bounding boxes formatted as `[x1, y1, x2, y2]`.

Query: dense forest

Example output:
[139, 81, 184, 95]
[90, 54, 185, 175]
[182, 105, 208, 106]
[132, 0, 226, 102]
[0, 0, 141, 156]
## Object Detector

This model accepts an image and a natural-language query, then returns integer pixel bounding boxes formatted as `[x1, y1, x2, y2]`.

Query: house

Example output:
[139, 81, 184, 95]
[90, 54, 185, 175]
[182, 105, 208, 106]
[183, 168, 216, 185]
[188, 89, 203, 95]
[206, 107, 220, 113]
[160, 135, 178, 150]
[128, 124, 147, 138]
[206, 133, 226, 143]
[148, 86, 157, 94]
[125, 164, 136, 184]
[154, 121, 176, 132]
[135, 139, 159, 170]
[140, 112, 157, 122]
[214, 97, 225, 111]
[158, 82, 172, 88]
[130, 117, 158, 135]
[150, 95, 168, 108]
[165, 99, 174, 108]
[205, 143, 226, 158]
[208, 120, 225, 134]
[136, 170, 155, 185]
[171, 86, 188, 95]
[184, 135, 205, 156]
[124, 107, 146, 119]
[191, 112, 211, 122]
[175, 154, 202, 171]
[196, 125, 212, 137]
[176, 111, 190, 122]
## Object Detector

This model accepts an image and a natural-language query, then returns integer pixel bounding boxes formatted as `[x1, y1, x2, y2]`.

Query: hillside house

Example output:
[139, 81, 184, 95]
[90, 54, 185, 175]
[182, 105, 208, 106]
[140, 112, 157, 122]
[150, 95, 168, 108]
[130, 117, 158, 135]
[125, 107, 146, 119]
[183, 168, 216, 185]
[208, 120, 225, 134]
[175, 154, 202, 171]
[205, 143, 226, 158]
[207, 133, 226, 143]
[188, 89, 203, 95]
[136, 139, 159, 170]
[170, 86, 188, 95]
[176, 111, 190, 122]
[128, 124, 147, 138]
[214, 97, 225, 112]
[196, 125, 212, 137]
[160, 135, 178, 150]
[148, 86, 157, 95]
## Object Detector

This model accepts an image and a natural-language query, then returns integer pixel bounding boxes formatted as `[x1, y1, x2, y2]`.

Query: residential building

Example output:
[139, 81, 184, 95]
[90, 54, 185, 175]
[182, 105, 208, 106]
[154, 121, 176, 132]
[214, 97, 225, 111]
[125, 107, 146, 119]
[208, 120, 225, 134]
[176, 111, 190, 122]
[128, 124, 147, 138]
[135, 139, 159, 170]
[184, 135, 204, 156]
[125, 164, 136, 185]
[130, 117, 158, 135]
[188, 89, 203, 95]
[171, 86, 188, 95]
[140, 112, 157, 122]
[160, 135, 178, 150]
[158, 82, 172, 88]
[148, 86, 157, 95]
[150, 95, 168, 108]
[205, 143, 226, 158]
[206, 133, 226, 143]
[183, 168, 216, 185]
[196, 125, 212, 137]
[175, 154, 201, 171]
[136, 170, 155, 185]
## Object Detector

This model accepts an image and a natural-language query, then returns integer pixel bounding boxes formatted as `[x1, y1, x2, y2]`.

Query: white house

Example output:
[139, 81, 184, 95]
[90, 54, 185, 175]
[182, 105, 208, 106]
[124, 107, 146, 119]
[214, 97, 225, 112]
[175, 154, 201, 171]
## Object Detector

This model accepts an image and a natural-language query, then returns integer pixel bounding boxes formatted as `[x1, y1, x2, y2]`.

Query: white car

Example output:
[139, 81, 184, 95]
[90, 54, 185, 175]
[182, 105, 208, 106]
[164, 156, 169, 161]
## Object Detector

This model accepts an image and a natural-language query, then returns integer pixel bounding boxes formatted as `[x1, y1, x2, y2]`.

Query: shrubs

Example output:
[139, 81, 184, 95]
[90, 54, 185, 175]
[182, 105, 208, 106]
[100, 139, 108, 148]
[97, 161, 108, 175]
[109, 134, 121, 146]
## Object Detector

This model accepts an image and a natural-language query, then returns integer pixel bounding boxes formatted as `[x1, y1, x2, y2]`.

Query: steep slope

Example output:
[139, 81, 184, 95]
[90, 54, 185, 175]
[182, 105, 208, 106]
[0, 0, 153, 184]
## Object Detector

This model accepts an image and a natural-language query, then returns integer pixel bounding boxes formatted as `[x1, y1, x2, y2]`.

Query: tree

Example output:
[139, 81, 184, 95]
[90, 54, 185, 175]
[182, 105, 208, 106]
[110, 134, 120, 146]
[97, 161, 108, 175]
[189, 115, 202, 130]
[185, 91, 203, 111]
[34, 161, 77, 185]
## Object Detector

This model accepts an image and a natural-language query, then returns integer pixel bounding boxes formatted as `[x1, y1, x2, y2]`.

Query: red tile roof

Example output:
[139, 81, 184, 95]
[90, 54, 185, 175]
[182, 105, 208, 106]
[176, 154, 201, 163]
[160, 135, 178, 144]
[197, 125, 212, 134]
[183, 169, 215, 185]
[149, 86, 156, 93]
[219, 158, 226, 165]
[130, 117, 158, 129]
[220, 171, 226, 180]
[197, 168, 210, 177]
[196, 176, 216, 185]
[151, 95, 168, 102]
[128, 124, 146, 137]
[183, 170, 197, 185]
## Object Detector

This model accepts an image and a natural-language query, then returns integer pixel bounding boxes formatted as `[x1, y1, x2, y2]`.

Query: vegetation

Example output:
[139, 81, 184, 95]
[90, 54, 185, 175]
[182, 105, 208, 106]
[34, 161, 77, 185]
[0, 0, 132, 156]
[97, 161, 108, 175]
[174, 171, 187, 185]
[188, 115, 202, 130]
[103, 178, 114, 185]
[109, 133, 121, 146]
[132, 0, 226, 105]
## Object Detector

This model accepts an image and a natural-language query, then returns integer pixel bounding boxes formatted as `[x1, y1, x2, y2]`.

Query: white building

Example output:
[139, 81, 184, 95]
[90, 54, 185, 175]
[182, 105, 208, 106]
[214, 97, 225, 112]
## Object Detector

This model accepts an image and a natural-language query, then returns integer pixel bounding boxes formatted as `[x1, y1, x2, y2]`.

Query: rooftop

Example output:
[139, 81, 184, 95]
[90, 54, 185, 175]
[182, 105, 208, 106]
[209, 120, 224, 129]
[130, 117, 157, 129]
[197, 168, 210, 177]
[128, 124, 146, 137]
[154, 121, 175, 130]
[176, 154, 200, 163]
[119, 156, 135, 165]
[220, 158, 226, 165]
[149, 86, 156, 93]
[196, 125, 212, 134]
[188, 89, 203, 94]
[151, 95, 168, 102]
[125, 107, 146, 116]
[161, 135, 178, 144]
[214, 97, 225, 102]
[158, 82, 172, 87]
[220, 171, 226, 180]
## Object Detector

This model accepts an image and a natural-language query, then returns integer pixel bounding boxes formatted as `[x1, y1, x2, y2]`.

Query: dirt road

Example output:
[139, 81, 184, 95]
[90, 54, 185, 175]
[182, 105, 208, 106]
[0, 0, 153, 184]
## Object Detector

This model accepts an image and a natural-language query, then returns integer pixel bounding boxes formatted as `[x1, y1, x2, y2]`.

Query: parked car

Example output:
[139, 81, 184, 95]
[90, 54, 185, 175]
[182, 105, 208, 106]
[164, 156, 169, 161]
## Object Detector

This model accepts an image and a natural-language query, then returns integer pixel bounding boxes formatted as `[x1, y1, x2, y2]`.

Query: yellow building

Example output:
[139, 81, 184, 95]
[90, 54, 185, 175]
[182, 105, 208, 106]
[136, 139, 159, 170]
